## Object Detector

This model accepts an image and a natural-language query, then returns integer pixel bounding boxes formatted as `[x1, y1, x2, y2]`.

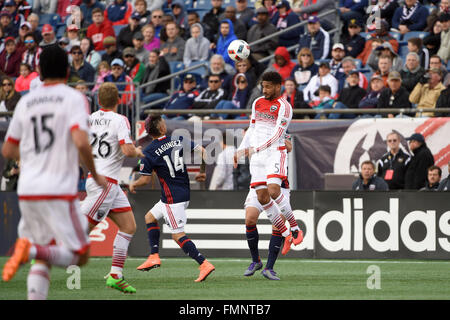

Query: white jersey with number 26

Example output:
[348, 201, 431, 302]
[88, 108, 133, 181]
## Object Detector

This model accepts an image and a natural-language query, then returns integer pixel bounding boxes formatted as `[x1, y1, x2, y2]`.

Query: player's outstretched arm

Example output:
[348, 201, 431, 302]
[71, 128, 107, 189]
[129, 174, 152, 193]
[120, 143, 144, 158]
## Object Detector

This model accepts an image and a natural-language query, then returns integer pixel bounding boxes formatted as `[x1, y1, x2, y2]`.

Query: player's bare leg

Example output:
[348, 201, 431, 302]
[172, 232, 215, 282]
[137, 211, 161, 271]
[104, 211, 137, 294]
[268, 183, 303, 255]
[244, 207, 263, 276]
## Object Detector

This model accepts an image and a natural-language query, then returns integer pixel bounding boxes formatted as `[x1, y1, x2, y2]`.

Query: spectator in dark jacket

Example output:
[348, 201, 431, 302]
[291, 47, 319, 87]
[202, 0, 225, 42]
[352, 160, 389, 191]
[0, 76, 21, 112]
[338, 0, 368, 30]
[68, 45, 96, 83]
[104, 0, 132, 26]
[80, 0, 105, 26]
[0, 10, 18, 38]
[246, 7, 277, 61]
[404, 133, 435, 190]
[420, 165, 442, 191]
[0, 36, 21, 77]
[271, 0, 302, 48]
[101, 36, 122, 65]
[297, 0, 336, 31]
[192, 74, 226, 111]
[220, 6, 247, 41]
[341, 18, 365, 58]
[392, 0, 430, 35]
[437, 161, 450, 191]
[236, 0, 255, 28]
[423, 18, 442, 56]
[400, 52, 426, 93]
[435, 85, 450, 117]
[282, 78, 310, 119]
[163, 73, 200, 119]
[117, 11, 142, 51]
[213, 73, 250, 119]
[377, 71, 412, 117]
[297, 15, 331, 60]
[358, 74, 385, 112]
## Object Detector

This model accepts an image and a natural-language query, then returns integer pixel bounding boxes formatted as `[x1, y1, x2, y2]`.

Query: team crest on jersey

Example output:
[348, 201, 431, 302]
[140, 163, 144, 171]
[281, 119, 287, 127]
[270, 105, 278, 112]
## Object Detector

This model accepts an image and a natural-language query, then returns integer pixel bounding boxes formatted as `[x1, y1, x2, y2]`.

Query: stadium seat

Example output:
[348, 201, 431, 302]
[187, 60, 209, 78]
[223, 0, 236, 7]
[402, 31, 429, 41]
[354, 59, 363, 69]
[113, 24, 127, 37]
[390, 32, 402, 41]
[39, 13, 60, 27]
[184, 0, 194, 9]
[194, 0, 213, 10]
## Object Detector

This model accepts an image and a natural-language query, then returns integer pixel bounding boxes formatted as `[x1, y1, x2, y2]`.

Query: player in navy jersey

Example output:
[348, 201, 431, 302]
[129, 115, 215, 282]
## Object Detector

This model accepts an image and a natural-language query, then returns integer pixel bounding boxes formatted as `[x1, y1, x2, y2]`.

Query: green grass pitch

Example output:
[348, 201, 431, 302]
[1, 257, 449, 300]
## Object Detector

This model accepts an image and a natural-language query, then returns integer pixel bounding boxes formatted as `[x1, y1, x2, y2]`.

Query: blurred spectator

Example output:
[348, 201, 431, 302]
[367, 41, 402, 73]
[338, 0, 368, 32]
[15, 21, 31, 54]
[435, 83, 450, 116]
[39, 24, 57, 48]
[104, 0, 133, 26]
[67, 24, 82, 51]
[357, 20, 399, 66]
[187, 12, 212, 42]
[407, 37, 429, 70]
[329, 43, 346, 79]
[0, 36, 21, 77]
[0, 76, 21, 111]
[132, 32, 148, 64]
[86, 7, 115, 51]
[323, 70, 366, 119]
[420, 165, 442, 191]
[15, 1, 32, 21]
[352, 160, 389, 191]
[21, 32, 41, 71]
[297, 0, 336, 31]
[133, 0, 151, 26]
[202, 0, 225, 42]
[423, 18, 442, 56]
[160, 22, 185, 63]
[101, 36, 122, 65]
[392, 0, 430, 35]
[291, 48, 319, 87]
[312, 87, 335, 117]
[163, 73, 199, 119]
[69, 44, 96, 83]
[265, 46, 296, 84]
[158, 13, 175, 43]
[236, 0, 255, 28]
[340, 56, 369, 90]
[74, 79, 95, 113]
[200, 54, 232, 93]
[400, 52, 426, 93]
[231, 58, 257, 93]
[213, 73, 250, 120]
[209, 132, 236, 190]
[65, 5, 90, 35]
[14, 62, 37, 92]
[409, 68, 446, 117]
[2, 159, 19, 191]
[437, 161, 450, 191]
[426, 0, 449, 31]
[80, 0, 105, 26]
[304, 62, 338, 105]
[220, 6, 247, 41]
[29, 66, 43, 90]
[358, 74, 385, 111]
[1, 10, 18, 38]
[271, 0, 302, 48]
[192, 74, 226, 111]
[377, 71, 412, 117]
[437, 12, 450, 63]
[246, 7, 277, 61]
[211, 19, 236, 67]
[298, 16, 330, 60]
[429, 54, 448, 79]
[142, 24, 160, 52]
[373, 54, 393, 87]
[32, 0, 57, 15]
[122, 46, 145, 84]
[170, 0, 189, 35]
[26, 13, 42, 43]
[92, 60, 111, 92]
[140, 49, 170, 108]
[104, 58, 135, 110]
[342, 18, 365, 58]
[368, 0, 399, 26]
[117, 12, 142, 51]
[58, 37, 70, 52]
[183, 23, 211, 66]
[57, 0, 82, 22]
[376, 131, 410, 190]
[404, 132, 435, 190]
[150, 9, 164, 39]
[145, 0, 164, 12]
[259, 0, 278, 19]
[282, 78, 309, 119]
[80, 37, 101, 70]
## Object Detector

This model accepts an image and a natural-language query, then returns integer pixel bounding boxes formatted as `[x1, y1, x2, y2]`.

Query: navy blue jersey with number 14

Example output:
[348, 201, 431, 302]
[139, 135, 197, 204]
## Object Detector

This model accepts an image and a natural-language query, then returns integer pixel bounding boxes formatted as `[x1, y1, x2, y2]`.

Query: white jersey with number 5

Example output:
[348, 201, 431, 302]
[88, 108, 133, 181]
[4, 83, 90, 198]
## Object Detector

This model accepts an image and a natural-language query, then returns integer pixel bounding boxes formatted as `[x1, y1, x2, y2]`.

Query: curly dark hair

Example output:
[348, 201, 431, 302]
[144, 115, 163, 137]
[261, 71, 282, 85]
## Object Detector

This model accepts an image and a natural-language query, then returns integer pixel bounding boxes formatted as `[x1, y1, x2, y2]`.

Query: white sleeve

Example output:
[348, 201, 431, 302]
[5, 101, 24, 144]
[68, 92, 90, 133]
[117, 115, 133, 145]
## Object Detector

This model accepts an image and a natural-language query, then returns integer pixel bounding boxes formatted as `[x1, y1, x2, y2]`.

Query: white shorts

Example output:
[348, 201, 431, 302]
[244, 187, 291, 214]
[150, 200, 189, 234]
[250, 148, 288, 188]
[81, 178, 132, 225]
[18, 199, 90, 254]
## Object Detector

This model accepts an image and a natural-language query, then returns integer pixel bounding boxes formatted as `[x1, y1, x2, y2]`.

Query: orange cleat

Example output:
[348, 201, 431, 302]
[136, 253, 161, 271]
[292, 229, 304, 246]
[194, 259, 215, 282]
[281, 234, 293, 255]
[2, 238, 31, 282]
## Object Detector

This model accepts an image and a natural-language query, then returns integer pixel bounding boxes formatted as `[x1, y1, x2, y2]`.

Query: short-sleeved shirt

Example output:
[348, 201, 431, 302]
[5, 83, 90, 198]
[139, 135, 197, 204]
[88, 108, 133, 182]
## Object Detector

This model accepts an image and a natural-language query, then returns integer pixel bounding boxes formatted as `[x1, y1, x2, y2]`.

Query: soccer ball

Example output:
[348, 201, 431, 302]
[227, 40, 250, 62]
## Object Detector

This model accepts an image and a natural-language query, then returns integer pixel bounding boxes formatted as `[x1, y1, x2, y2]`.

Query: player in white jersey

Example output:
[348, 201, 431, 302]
[1, 45, 107, 300]
[234, 72, 303, 280]
[80, 82, 144, 294]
